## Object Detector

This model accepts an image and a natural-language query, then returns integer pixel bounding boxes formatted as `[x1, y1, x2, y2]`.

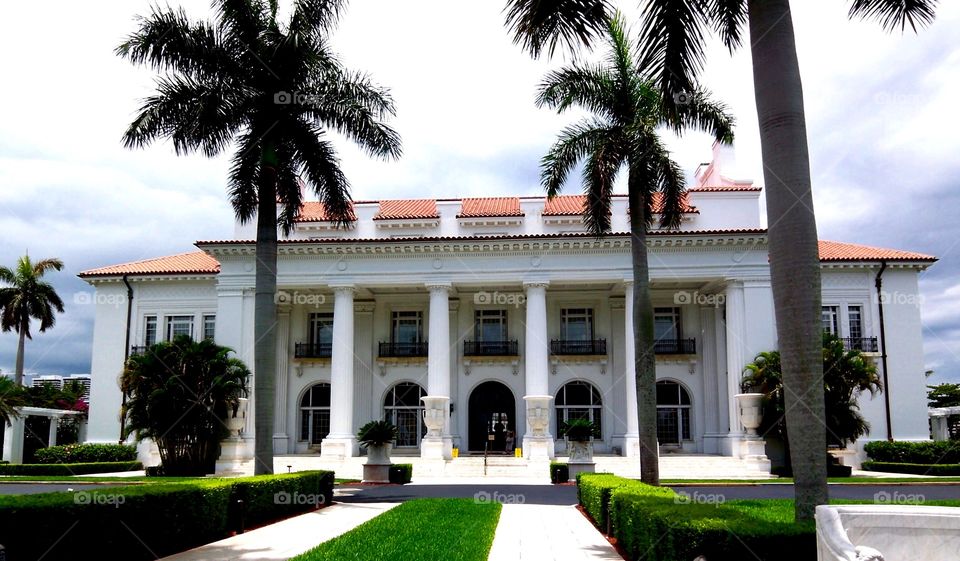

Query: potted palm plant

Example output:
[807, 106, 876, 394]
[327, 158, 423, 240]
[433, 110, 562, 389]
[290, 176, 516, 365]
[357, 420, 397, 483]
[561, 418, 599, 480]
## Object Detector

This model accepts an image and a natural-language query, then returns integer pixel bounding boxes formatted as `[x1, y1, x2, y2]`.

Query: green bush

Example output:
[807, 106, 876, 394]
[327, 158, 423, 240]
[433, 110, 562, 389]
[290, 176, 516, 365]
[862, 461, 960, 476]
[549, 462, 569, 484]
[576, 473, 651, 531]
[0, 470, 334, 561]
[33, 443, 138, 464]
[864, 440, 960, 464]
[389, 464, 413, 484]
[0, 461, 143, 476]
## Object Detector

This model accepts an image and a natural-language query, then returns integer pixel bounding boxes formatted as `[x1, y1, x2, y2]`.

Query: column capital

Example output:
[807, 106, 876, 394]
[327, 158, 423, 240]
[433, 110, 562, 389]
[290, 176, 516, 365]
[723, 279, 745, 290]
[522, 280, 550, 290]
[329, 284, 356, 294]
[425, 281, 452, 292]
[623, 279, 634, 288]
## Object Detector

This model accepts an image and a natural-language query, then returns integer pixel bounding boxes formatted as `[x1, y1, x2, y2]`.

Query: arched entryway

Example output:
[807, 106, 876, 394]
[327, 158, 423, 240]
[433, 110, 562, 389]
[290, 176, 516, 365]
[468, 381, 516, 453]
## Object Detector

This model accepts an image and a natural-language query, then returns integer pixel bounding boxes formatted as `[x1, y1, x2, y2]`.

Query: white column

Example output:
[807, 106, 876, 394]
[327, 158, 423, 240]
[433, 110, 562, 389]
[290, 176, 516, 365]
[273, 306, 291, 454]
[48, 416, 59, 448]
[422, 283, 453, 459]
[622, 281, 641, 456]
[321, 285, 356, 457]
[522, 281, 554, 460]
[724, 281, 746, 456]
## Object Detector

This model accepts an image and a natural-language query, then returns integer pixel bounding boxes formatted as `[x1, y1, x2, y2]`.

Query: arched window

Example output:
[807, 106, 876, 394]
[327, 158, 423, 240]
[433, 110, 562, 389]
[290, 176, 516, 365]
[299, 383, 331, 446]
[656, 380, 691, 444]
[555, 381, 603, 438]
[383, 382, 427, 448]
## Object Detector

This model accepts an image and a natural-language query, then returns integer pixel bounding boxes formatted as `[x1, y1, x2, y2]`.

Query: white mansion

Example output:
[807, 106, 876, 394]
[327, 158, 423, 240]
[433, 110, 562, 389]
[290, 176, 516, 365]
[80, 145, 935, 470]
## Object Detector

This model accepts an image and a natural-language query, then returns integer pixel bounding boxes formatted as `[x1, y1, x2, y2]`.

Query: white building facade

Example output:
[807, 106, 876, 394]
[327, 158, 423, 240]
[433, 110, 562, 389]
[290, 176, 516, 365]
[80, 148, 936, 469]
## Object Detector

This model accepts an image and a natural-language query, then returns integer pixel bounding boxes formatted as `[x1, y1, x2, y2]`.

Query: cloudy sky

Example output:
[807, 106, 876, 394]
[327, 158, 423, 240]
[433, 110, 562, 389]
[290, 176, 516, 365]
[1, 1, 959, 384]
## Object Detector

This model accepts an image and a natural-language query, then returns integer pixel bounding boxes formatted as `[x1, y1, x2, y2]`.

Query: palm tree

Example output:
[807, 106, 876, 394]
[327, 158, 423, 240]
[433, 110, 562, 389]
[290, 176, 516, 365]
[505, 0, 937, 521]
[0, 255, 65, 386]
[117, 0, 401, 474]
[0, 374, 28, 462]
[537, 13, 733, 484]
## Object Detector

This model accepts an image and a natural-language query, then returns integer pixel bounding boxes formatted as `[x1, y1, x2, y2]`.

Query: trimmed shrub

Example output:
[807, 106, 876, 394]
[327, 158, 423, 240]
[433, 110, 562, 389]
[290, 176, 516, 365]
[864, 441, 960, 464]
[389, 464, 413, 484]
[576, 473, 654, 531]
[0, 461, 143, 476]
[0, 470, 334, 561]
[33, 443, 138, 464]
[862, 461, 960, 476]
[549, 462, 569, 484]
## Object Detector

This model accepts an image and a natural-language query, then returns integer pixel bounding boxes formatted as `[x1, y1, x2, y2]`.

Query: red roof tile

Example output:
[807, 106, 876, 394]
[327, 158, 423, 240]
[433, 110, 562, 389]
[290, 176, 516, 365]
[373, 199, 439, 220]
[297, 201, 356, 222]
[818, 240, 936, 262]
[458, 197, 524, 218]
[688, 185, 762, 192]
[79, 251, 220, 278]
[544, 194, 697, 216]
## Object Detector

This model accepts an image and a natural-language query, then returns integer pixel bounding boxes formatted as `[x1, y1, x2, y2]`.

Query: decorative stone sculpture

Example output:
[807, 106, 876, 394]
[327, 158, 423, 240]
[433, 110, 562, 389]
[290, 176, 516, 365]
[735, 393, 763, 435]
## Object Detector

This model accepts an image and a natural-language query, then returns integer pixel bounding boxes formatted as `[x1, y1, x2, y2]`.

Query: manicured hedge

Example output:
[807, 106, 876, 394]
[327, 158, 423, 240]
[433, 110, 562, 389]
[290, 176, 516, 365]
[862, 461, 960, 476]
[0, 461, 143, 475]
[0, 470, 334, 561]
[577, 474, 816, 561]
[389, 464, 413, 484]
[34, 443, 138, 464]
[864, 440, 960, 464]
[549, 462, 568, 484]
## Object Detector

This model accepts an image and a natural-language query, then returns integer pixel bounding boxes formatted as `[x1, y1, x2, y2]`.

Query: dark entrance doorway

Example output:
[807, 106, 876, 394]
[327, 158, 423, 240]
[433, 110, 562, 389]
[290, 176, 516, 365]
[468, 381, 516, 453]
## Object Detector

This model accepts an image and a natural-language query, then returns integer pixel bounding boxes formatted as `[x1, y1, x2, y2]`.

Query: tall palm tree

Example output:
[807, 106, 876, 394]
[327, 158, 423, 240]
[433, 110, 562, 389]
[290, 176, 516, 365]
[117, 0, 401, 474]
[537, 13, 733, 484]
[505, 0, 937, 520]
[0, 255, 65, 385]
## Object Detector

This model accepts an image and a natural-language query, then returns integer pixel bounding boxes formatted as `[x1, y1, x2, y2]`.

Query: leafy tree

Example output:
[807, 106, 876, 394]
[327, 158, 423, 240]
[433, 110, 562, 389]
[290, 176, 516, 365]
[117, 0, 401, 473]
[504, 0, 938, 521]
[121, 336, 250, 476]
[0, 255, 65, 385]
[928, 383, 960, 408]
[535, 12, 732, 484]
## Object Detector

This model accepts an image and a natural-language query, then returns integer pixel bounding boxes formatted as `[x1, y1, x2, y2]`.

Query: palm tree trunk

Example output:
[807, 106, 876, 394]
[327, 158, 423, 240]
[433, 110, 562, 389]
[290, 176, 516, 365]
[748, 0, 828, 521]
[253, 163, 278, 475]
[629, 167, 660, 485]
[15, 329, 26, 386]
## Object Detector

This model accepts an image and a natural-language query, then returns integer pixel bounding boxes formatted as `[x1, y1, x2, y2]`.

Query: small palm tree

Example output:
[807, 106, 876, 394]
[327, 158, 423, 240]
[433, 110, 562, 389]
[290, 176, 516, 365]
[537, 12, 733, 484]
[0, 255, 65, 385]
[0, 375, 27, 427]
[117, 0, 401, 474]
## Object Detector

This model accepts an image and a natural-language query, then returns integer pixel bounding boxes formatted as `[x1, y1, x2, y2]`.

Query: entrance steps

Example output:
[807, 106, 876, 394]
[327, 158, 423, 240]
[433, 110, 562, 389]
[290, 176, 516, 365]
[274, 453, 774, 481]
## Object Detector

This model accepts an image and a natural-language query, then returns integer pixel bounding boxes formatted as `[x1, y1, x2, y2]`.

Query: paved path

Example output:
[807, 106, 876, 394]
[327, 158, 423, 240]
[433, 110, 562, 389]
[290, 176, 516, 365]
[488, 504, 620, 560]
[159, 502, 397, 561]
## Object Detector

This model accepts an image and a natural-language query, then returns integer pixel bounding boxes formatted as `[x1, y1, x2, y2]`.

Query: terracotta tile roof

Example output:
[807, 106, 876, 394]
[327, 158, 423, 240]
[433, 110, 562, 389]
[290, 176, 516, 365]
[79, 251, 220, 278]
[458, 197, 524, 218]
[818, 240, 936, 262]
[297, 201, 356, 222]
[373, 199, 439, 220]
[688, 185, 762, 192]
[545, 194, 697, 216]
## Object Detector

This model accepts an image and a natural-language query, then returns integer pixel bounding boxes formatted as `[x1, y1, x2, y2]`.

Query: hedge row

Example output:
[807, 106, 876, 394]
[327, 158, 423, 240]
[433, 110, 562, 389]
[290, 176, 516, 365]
[862, 461, 960, 476]
[577, 473, 816, 561]
[389, 464, 413, 484]
[0, 461, 143, 475]
[34, 443, 138, 464]
[0, 470, 334, 560]
[864, 440, 960, 464]
[549, 462, 568, 484]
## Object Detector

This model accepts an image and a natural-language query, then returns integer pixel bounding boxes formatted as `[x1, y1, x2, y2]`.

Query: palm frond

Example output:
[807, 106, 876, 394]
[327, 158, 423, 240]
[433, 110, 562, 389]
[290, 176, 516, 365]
[669, 87, 735, 142]
[227, 130, 263, 223]
[649, 140, 687, 230]
[286, 119, 353, 228]
[289, 0, 347, 38]
[536, 65, 614, 116]
[213, 0, 268, 46]
[274, 142, 304, 235]
[540, 119, 614, 197]
[848, 0, 938, 32]
[31, 258, 64, 276]
[504, 0, 613, 58]
[580, 133, 626, 236]
[709, 0, 747, 52]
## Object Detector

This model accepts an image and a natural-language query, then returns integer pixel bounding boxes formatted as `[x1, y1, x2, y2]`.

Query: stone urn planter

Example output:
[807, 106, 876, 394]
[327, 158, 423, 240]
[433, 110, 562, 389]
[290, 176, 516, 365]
[562, 419, 597, 480]
[225, 398, 248, 437]
[420, 396, 449, 437]
[735, 393, 764, 435]
[524, 395, 552, 436]
[357, 420, 398, 483]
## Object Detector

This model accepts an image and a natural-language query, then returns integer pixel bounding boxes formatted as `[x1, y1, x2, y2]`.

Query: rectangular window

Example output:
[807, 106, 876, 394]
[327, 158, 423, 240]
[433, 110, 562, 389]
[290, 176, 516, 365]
[561, 308, 594, 341]
[848, 306, 863, 340]
[821, 306, 839, 335]
[654, 307, 681, 341]
[392, 311, 422, 344]
[309, 313, 335, 346]
[203, 315, 216, 340]
[475, 310, 507, 341]
[144, 316, 157, 346]
[165, 315, 194, 341]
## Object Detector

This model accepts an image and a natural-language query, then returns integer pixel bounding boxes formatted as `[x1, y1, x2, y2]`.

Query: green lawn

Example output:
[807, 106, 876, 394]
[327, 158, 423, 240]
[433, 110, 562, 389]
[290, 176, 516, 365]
[0, 476, 357, 484]
[664, 476, 960, 484]
[291, 499, 502, 561]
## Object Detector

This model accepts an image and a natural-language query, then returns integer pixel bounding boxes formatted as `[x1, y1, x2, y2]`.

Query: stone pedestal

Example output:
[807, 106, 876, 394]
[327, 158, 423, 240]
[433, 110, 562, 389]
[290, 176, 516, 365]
[523, 435, 555, 460]
[421, 396, 452, 460]
[215, 437, 254, 475]
[420, 436, 453, 460]
[738, 437, 771, 472]
[567, 462, 596, 481]
[523, 395, 555, 460]
[320, 437, 357, 459]
[362, 464, 391, 483]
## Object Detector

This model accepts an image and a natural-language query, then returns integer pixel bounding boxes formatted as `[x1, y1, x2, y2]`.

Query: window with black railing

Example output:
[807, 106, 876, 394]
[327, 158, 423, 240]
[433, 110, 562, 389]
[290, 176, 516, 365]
[295, 342, 333, 358]
[379, 341, 429, 357]
[653, 338, 697, 355]
[841, 337, 879, 353]
[463, 340, 519, 356]
[550, 339, 607, 355]
[129, 346, 148, 356]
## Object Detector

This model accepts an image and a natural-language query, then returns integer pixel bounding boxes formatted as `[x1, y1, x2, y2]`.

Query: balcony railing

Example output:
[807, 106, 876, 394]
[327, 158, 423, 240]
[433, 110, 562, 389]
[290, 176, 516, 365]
[463, 340, 519, 356]
[295, 342, 332, 358]
[653, 338, 697, 355]
[550, 339, 607, 355]
[842, 337, 879, 352]
[378, 341, 428, 358]
[129, 345, 148, 356]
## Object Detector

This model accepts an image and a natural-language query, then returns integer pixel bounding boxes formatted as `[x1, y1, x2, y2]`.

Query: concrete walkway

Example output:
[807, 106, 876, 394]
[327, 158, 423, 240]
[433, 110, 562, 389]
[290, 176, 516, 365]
[159, 502, 397, 560]
[488, 504, 621, 560]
